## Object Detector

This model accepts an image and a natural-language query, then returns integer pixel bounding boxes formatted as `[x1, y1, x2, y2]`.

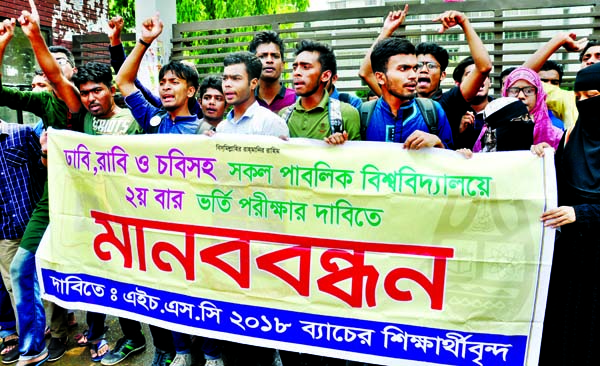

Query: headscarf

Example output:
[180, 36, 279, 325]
[502, 67, 563, 149]
[473, 97, 532, 152]
[561, 62, 600, 200]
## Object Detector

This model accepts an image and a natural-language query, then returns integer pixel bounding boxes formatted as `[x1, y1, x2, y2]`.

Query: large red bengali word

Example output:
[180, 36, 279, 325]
[91, 210, 454, 310]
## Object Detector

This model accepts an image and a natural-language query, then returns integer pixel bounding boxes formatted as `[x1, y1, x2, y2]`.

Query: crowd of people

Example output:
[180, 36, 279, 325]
[0, 0, 598, 365]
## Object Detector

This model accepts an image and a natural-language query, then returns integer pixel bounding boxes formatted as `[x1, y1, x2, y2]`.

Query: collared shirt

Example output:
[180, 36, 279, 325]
[218, 101, 289, 137]
[329, 87, 363, 110]
[0, 122, 45, 239]
[365, 97, 453, 148]
[125, 90, 200, 134]
[283, 91, 361, 140]
[255, 83, 296, 113]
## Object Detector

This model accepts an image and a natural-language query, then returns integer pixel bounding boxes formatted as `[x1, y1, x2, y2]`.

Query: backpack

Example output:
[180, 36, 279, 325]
[281, 98, 344, 134]
[359, 98, 438, 140]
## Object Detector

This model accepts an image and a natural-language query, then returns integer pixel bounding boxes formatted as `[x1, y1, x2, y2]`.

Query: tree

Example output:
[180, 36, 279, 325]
[109, 0, 309, 29]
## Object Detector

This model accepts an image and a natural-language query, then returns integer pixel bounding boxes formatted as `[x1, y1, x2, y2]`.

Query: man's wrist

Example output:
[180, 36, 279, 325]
[138, 38, 152, 48]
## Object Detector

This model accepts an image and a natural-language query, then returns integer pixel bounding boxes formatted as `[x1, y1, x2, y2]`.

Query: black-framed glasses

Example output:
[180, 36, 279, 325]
[416, 62, 440, 71]
[507, 86, 537, 97]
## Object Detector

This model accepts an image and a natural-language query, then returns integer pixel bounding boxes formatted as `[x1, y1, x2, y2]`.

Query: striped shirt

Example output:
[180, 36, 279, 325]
[0, 122, 45, 239]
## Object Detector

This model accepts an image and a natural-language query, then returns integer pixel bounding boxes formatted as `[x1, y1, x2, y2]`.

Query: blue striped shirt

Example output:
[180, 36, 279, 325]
[0, 122, 45, 239]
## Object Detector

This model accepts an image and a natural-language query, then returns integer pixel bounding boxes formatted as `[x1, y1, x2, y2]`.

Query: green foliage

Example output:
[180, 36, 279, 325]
[109, 0, 309, 28]
[108, 0, 309, 76]
[109, 0, 136, 31]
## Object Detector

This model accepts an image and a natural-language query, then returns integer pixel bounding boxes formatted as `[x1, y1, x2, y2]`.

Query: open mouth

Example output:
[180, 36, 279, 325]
[417, 78, 430, 87]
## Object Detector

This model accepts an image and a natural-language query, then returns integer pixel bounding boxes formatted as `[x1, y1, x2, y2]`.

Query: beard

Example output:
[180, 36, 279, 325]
[296, 81, 321, 98]
[388, 85, 416, 101]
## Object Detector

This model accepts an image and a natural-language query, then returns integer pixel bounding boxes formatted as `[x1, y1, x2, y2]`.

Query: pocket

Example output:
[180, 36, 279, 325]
[4, 148, 28, 167]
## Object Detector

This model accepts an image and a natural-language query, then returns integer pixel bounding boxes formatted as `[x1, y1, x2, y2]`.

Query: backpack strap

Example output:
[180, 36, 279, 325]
[415, 98, 438, 135]
[338, 92, 350, 104]
[328, 98, 344, 134]
[359, 100, 377, 140]
[281, 106, 294, 125]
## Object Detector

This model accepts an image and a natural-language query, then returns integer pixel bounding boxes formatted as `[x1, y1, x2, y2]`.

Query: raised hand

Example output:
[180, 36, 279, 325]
[107, 15, 125, 44]
[381, 4, 409, 37]
[18, 0, 42, 38]
[0, 19, 16, 48]
[433, 10, 467, 34]
[561, 32, 588, 52]
[140, 13, 164, 44]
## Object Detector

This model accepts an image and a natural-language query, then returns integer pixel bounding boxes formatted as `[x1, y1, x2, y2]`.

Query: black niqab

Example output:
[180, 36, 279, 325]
[562, 62, 600, 200]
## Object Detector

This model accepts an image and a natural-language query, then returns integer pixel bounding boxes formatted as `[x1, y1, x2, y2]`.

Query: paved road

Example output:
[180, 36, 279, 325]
[39, 309, 284, 366]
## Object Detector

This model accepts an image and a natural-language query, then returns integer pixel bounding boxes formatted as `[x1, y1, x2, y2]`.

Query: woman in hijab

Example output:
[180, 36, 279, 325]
[537, 62, 600, 365]
[502, 67, 563, 149]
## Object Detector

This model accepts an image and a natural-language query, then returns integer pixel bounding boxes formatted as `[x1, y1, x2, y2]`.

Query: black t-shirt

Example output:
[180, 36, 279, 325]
[434, 86, 474, 149]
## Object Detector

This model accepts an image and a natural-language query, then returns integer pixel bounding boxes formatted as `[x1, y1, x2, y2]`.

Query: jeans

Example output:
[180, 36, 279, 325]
[172, 332, 220, 359]
[0, 276, 16, 338]
[10, 247, 46, 358]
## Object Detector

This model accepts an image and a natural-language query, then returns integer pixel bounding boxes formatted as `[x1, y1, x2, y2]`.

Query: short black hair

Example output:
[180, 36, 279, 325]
[540, 60, 564, 82]
[49, 45, 75, 66]
[371, 38, 416, 74]
[199, 75, 223, 98]
[223, 51, 263, 81]
[416, 42, 449, 72]
[499, 67, 517, 85]
[580, 39, 600, 62]
[294, 39, 337, 76]
[71, 62, 113, 89]
[452, 56, 474, 83]
[248, 30, 285, 57]
[159, 61, 200, 96]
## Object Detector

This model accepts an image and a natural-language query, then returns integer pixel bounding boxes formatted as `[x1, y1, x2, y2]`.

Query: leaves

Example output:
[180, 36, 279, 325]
[109, 0, 309, 28]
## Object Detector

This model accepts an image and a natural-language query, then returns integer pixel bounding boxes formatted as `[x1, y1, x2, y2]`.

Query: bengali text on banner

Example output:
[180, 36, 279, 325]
[37, 129, 556, 366]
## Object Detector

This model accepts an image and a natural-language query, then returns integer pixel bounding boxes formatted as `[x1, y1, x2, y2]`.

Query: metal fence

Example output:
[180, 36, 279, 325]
[73, 0, 600, 94]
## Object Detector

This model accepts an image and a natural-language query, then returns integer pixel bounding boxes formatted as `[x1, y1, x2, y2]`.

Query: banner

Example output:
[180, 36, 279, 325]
[38, 129, 555, 366]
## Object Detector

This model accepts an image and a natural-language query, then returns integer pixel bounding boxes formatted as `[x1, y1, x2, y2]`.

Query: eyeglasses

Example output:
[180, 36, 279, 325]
[55, 58, 72, 67]
[507, 86, 537, 97]
[416, 62, 440, 71]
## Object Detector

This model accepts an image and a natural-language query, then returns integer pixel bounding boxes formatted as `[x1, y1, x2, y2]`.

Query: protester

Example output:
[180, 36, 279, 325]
[538, 60, 563, 87]
[115, 13, 202, 366]
[215, 51, 288, 137]
[502, 67, 563, 149]
[0, 24, 46, 364]
[0, 3, 82, 363]
[452, 56, 492, 149]
[280, 39, 360, 144]
[248, 30, 296, 112]
[535, 62, 600, 365]
[467, 97, 534, 153]
[196, 75, 226, 133]
[359, 6, 491, 147]
[106, 15, 203, 121]
[42, 61, 144, 362]
[363, 37, 453, 149]
[522, 33, 590, 130]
